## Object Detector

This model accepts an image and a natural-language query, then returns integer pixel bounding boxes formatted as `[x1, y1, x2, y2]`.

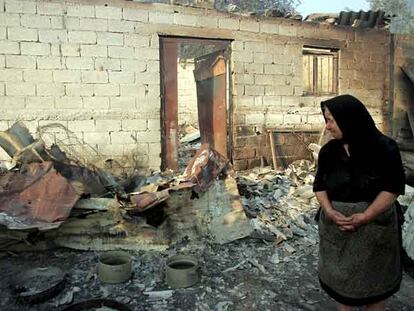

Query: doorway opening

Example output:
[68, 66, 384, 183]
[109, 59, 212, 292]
[160, 36, 232, 172]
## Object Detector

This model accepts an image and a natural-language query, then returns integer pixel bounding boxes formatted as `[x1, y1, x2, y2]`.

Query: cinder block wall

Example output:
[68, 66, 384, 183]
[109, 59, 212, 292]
[0, 0, 393, 170]
[177, 60, 198, 126]
[393, 34, 414, 138]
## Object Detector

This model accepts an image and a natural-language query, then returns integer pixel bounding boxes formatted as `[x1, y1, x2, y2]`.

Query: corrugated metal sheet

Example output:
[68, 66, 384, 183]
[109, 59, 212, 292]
[305, 10, 391, 29]
[337, 10, 389, 28]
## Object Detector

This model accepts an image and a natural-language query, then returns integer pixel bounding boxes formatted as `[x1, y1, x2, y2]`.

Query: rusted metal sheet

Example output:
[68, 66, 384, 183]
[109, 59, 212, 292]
[183, 143, 229, 193]
[129, 189, 170, 213]
[194, 50, 228, 157]
[0, 161, 79, 230]
[160, 38, 179, 171]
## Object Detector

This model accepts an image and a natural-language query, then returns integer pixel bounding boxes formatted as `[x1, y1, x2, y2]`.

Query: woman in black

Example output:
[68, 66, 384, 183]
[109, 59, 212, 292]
[313, 95, 405, 311]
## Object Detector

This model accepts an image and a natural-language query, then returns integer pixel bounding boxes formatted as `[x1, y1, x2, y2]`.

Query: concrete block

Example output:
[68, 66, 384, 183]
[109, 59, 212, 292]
[37, 56, 65, 69]
[8, 27, 37, 41]
[146, 60, 160, 73]
[133, 47, 159, 60]
[79, 18, 108, 32]
[278, 25, 297, 37]
[174, 13, 198, 27]
[218, 17, 239, 30]
[122, 119, 146, 131]
[245, 85, 264, 96]
[65, 83, 93, 96]
[233, 73, 253, 85]
[266, 113, 284, 124]
[95, 58, 120, 71]
[0, 82, 5, 94]
[53, 70, 81, 83]
[5, 0, 36, 14]
[0, 68, 22, 81]
[66, 5, 95, 18]
[240, 19, 259, 32]
[64, 17, 80, 30]
[255, 74, 274, 86]
[121, 59, 147, 72]
[0, 95, 25, 108]
[123, 8, 148, 22]
[254, 52, 274, 64]
[55, 96, 83, 109]
[273, 54, 293, 65]
[21, 42, 50, 56]
[37, 2, 64, 16]
[260, 23, 279, 34]
[97, 143, 125, 156]
[263, 95, 282, 106]
[84, 132, 110, 145]
[39, 30, 67, 43]
[0, 13, 19, 27]
[93, 83, 119, 96]
[150, 34, 159, 48]
[147, 119, 160, 131]
[6, 55, 36, 69]
[36, 83, 65, 96]
[197, 15, 217, 28]
[108, 46, 134, 59]
[110, 96, 135, 109]
[0, 55, 4, 68]
[245, 113, 265, 124]
[95, 119, 121, 132]
[50, 16, 64, 29]
[120, 84, 140, 97]
[67, 119, 95, 132]
[244, 41, 266, 52]
[97, 32, 123, 46]
[135, 72, 159, 85]
[26, 96, 54, 109]
[6, 82, 35, 95]
[235, 96, 255, 107]
[108, 20, 135, 32]
[149, 11, 173, 24]
[68, 31, 96, 44]
[136, 98, 160, 114]
[124, 34, 149, 47]
[265, 85, 293, 96]
[83, 96, 109, 110]
[0, 27, 5, 40]
[95, 6, 122, 20]
[136, 130, 160, 143]
[148, 142, 161, 156]
[109, 71, 134, 84]
[65, 57, 94, 70]
[21, 14, 51, 29]
[24, 69, 52, 82]
[244, 63, 263, 74]
[264, 64, 284, 75]
[0, 40, 19, 54]
[81, 71, 108, 84]
[110, 131, 137, 144]
[61, 44, 80, 56]
[80, 45, 107, 57]
[233, 51, 253, 63]
[231, 41, 244, 52]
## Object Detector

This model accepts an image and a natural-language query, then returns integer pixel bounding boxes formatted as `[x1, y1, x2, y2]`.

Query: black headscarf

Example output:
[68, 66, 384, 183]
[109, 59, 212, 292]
[321, 94, 383, 150]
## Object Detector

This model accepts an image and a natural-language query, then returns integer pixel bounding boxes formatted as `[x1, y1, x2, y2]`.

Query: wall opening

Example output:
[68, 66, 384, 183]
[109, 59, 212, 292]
[160, 36, 231, 172]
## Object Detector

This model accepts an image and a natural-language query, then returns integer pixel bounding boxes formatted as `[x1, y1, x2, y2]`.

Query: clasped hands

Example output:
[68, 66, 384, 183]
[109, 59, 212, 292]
[324, 208, 369, 231]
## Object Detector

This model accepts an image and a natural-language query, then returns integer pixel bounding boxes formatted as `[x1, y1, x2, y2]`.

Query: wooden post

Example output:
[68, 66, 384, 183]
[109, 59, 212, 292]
[268, 131, 278, 171]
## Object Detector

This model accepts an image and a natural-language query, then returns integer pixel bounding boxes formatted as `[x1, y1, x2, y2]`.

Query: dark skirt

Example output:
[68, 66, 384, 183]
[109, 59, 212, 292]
[318, 201, 402, 306]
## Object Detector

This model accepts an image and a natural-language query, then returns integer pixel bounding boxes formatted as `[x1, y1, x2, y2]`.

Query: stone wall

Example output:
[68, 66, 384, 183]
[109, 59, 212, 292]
[0, 0, 397, 170]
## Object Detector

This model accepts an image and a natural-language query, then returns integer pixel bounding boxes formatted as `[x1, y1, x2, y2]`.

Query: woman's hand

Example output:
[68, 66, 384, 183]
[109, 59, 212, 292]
[324, 208, 353, 228]
[349, 212, 369, 228]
